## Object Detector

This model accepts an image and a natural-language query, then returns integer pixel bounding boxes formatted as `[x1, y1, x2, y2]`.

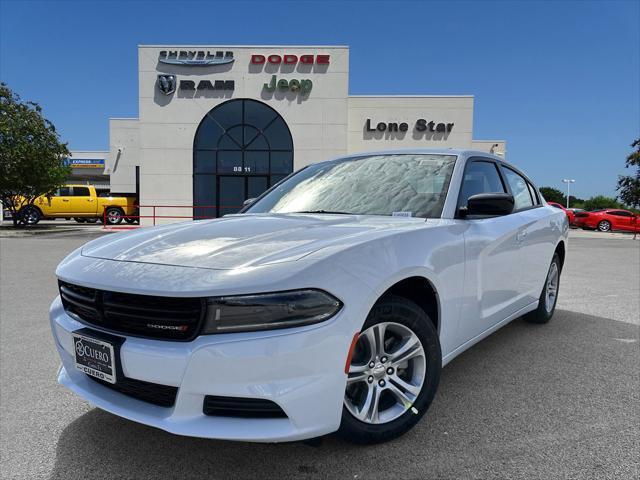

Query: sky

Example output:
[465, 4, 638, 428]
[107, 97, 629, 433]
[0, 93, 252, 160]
[0, 0, 638, 199]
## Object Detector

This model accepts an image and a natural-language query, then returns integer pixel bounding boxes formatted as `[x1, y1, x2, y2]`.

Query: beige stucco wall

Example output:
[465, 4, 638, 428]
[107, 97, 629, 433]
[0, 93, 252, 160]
[136, 45, 350, 223]
[106, 119, 140, 193]
[347, 96, 474, 154]
[471, 140, 507, 158]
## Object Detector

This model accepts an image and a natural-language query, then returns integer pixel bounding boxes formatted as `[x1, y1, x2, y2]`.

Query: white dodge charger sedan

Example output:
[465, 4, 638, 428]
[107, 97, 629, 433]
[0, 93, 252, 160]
[50, 149, 568, 444]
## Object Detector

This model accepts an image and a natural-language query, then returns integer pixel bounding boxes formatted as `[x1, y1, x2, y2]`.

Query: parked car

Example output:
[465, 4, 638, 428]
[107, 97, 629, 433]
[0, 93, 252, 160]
[573, 209, 640, 232]
[13, 185, 137, 225]
[547, 201, 575, 225]
[50, 150, 568, 444]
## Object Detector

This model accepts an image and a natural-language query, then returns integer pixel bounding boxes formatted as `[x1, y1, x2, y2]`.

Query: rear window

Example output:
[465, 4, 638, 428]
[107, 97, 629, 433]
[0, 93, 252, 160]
[527, 182, 540, 205]
[72, 187, 90, 196]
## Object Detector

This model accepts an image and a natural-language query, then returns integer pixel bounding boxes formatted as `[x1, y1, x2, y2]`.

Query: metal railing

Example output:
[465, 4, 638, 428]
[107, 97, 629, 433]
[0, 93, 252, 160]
[101, 205, 242, 230]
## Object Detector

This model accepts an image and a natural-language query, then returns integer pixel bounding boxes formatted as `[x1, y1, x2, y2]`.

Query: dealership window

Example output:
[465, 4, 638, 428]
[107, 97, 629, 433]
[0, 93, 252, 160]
[193, 99, 293, 218]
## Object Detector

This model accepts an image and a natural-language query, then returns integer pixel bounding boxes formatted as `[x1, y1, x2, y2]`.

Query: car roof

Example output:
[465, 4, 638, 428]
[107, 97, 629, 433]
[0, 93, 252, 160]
[318, 148, 509, 165]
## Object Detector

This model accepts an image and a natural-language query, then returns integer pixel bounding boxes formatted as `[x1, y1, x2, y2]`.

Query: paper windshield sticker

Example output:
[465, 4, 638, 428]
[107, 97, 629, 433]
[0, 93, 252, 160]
[392, 211, 412, 217]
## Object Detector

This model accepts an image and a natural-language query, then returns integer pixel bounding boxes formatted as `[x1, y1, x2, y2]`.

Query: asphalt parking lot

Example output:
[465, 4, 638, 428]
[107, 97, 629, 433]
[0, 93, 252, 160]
[1, 229, 638, 479]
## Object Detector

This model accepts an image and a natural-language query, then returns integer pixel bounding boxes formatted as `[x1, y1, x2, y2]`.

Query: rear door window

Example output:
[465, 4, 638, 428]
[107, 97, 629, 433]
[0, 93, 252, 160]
[72, 187, 91, 196]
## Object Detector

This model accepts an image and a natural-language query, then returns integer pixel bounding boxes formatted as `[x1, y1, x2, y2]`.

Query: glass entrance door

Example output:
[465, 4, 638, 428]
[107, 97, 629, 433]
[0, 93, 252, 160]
[193, 99, 294, 218]
[218, 176, 269, 217]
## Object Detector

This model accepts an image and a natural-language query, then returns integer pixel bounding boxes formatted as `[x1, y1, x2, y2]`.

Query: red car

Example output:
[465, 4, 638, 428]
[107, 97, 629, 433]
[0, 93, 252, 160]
[573, 209, 640, 232]
[547, 202, 575, 225]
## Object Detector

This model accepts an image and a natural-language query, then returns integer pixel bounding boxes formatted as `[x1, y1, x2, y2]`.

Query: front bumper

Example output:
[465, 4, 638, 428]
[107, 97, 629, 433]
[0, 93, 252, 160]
[50, 296, 351, 442]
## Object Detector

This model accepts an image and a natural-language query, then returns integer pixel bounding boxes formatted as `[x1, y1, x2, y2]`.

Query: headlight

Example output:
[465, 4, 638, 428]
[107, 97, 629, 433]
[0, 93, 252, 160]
[202, 289, 343, 334]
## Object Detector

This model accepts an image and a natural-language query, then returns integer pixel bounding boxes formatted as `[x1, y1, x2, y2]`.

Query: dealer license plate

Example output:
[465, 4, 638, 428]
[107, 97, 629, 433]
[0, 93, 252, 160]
[72, 333, 117, 384]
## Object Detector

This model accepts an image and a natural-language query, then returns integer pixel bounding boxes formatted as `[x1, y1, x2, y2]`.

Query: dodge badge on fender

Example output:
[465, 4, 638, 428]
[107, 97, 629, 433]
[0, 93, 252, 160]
[50, 149, 568, 444]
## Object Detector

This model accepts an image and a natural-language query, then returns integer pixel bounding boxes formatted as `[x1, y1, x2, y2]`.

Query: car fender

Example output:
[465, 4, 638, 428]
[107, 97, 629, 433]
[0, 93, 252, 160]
[309, 223, 465, 357]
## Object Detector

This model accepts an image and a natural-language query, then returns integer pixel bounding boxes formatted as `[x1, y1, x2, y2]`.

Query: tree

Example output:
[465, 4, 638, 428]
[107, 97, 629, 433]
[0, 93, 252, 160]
[0, 83, 70, 226]
[617, 139, 640, 210]
[583, 195, 623, 211]
[539, 187, 565, 204]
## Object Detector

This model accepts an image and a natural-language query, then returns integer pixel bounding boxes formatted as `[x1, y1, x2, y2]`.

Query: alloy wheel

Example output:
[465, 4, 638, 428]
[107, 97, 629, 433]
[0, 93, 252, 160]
[544, 262, 559, 313]
[22, 208, 39, 225]
[106, 209, 122, 224]
[598, 221, 611, 232]
[344, 322, 426, 424]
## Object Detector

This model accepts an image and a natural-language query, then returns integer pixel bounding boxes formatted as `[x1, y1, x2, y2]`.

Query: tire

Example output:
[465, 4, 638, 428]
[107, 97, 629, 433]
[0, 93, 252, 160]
[338, 294, 441, 444]
[124, 208, 140, 224]
[525, 253, 561, 324]
[104, 207, 123, 225]
[597, 220, 611, 232]
[74, 218, 86, 223]
[19, 206, 41, 225]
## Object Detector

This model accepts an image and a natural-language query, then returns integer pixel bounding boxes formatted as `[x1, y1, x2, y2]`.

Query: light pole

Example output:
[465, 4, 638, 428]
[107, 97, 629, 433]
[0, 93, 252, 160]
[562, 179, 575, 209]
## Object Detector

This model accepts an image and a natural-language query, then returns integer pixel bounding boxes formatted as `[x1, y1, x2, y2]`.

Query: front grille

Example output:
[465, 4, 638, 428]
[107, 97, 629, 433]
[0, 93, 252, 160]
[203, 395, 287, 418]
[87, 375, 178, 407]
[59, 281, 206, 341]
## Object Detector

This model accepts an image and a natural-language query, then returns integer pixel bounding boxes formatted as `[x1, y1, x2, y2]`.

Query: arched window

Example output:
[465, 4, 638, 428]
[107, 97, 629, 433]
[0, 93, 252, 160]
[193, 99, 293, 218]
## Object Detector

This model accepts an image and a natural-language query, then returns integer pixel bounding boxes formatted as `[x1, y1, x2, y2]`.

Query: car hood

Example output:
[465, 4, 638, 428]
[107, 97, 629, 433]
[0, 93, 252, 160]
[81, 214, 428, 270]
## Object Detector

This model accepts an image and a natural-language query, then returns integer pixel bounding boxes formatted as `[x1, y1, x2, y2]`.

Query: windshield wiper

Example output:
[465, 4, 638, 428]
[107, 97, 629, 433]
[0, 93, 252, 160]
[292, 210, 354, 215]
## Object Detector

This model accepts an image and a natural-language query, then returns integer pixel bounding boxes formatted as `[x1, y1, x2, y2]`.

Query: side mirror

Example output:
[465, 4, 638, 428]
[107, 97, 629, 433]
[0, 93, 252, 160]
[462, 193, 514, 217]
[242, 198, 256, 207]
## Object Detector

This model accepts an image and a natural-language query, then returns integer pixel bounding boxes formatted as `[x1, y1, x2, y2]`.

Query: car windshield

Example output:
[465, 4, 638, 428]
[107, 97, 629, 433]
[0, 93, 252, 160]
[245, 154, 457, 219]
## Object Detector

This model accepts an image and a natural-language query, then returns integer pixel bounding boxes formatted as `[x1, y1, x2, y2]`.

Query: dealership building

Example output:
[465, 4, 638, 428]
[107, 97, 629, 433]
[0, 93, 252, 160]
[102, 45, 505, 223]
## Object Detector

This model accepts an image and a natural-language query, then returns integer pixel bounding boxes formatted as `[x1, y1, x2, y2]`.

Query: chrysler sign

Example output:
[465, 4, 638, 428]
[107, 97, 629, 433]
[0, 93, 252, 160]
[159, 50, 234, 66]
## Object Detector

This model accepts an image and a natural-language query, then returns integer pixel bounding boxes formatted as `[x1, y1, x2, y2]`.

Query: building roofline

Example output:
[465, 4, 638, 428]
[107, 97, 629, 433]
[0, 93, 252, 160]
[349, 95, 474, 98]
[138, 44, 350, 48]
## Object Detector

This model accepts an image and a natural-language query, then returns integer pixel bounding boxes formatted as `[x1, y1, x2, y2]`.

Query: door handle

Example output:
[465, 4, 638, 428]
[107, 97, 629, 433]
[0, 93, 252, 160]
[516, 230, 528, 242]
[62, 199, 69, 202]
